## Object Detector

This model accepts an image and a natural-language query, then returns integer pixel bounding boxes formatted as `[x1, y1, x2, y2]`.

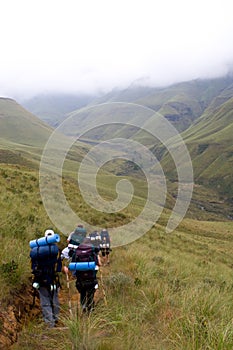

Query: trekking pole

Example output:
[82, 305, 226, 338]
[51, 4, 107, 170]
[30, 285, 37, 309]
[99, 267, 107, 306]
[66, 271, 73, 316]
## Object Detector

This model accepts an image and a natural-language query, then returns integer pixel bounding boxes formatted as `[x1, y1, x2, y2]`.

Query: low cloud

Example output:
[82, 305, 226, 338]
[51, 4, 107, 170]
[0, 0, 233, 98]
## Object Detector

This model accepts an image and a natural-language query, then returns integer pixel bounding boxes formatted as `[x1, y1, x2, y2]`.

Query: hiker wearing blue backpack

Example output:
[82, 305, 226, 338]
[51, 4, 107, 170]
[70, 237, 101, 313]
[30, 229, 62, 328]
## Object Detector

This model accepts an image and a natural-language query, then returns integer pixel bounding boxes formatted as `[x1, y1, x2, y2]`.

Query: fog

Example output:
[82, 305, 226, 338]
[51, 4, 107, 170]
[1, 0, 233, 99]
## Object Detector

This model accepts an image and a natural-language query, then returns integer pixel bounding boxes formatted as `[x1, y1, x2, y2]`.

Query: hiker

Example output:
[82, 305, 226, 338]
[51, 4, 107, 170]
[61, 224, 87, 265]
[61, 235, 75, 278]
[71, 237, 101, 313]
[68, 224, 87, 248]
[30, 229, 62, 328]
[88, 230, 102, 251]
[100, 229, 111, 265]
[61, 233, 73, 261]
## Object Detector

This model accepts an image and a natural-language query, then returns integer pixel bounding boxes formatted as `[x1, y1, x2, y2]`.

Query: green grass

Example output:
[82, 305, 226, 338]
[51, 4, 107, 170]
[11, 219, 233, 350]
[0, 159, 233, 350]
[0, 98, 52, 147]
[1, 161, 232, 349]
[1, 86, 233, 348]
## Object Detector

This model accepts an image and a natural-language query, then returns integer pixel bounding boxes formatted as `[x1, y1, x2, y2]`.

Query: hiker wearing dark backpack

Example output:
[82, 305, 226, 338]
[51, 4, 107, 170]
[71, 237, 101, 313]
[88, 230, 101, 251]
[61, 225, 87, 267]
[30, 229, 62, 328]
[100, 229, 111, 265]
[68, 224, 87, 250]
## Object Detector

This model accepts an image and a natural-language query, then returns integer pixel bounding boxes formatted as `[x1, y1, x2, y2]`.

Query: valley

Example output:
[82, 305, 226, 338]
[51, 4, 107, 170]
[1, 75, 233, 349]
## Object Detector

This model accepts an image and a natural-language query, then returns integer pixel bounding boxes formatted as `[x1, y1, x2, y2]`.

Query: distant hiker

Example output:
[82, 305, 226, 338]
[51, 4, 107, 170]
[71, 237, 101, 313]
[62, 224, 87, 266]
[88, 230, 102, 251]
[68, 224, 87, 248]
[30, 229, 62, 328]
[100, 229, 111, 265]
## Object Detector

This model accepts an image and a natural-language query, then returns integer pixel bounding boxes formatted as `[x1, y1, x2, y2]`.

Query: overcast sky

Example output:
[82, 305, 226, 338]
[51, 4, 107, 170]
[1, 0, 233, 99]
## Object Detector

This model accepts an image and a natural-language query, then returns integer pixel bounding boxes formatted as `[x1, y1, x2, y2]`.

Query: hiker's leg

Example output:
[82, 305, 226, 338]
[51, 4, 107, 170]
[52, 288, 60, 323]
[101, 249, 107, 265]
[80, 289, 87, 311]
[86, 288, 95, 312]
[106, 249, 110, 264]
[39, 287, 55, 327]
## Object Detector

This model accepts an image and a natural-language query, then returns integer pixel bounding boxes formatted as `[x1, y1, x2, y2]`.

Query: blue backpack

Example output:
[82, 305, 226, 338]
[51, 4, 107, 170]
[30, 244, 61, 287]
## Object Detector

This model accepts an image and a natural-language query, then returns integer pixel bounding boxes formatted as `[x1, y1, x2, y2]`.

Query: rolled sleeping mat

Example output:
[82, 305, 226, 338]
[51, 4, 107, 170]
[69, 261, 96, 271]
[29, 234, 60, 248]
[30, 243, 59, 259]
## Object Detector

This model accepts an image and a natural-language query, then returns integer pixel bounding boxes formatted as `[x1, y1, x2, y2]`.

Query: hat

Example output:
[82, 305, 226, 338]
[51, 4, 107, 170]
[44, 229, 55, 237]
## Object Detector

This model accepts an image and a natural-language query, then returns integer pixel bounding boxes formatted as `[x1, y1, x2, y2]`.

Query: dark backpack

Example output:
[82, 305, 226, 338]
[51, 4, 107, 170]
[100, 230, 110, 247]
[30, 244, 61, 287]
[89, 231, 101, 250]
[72, 243, 98, 290]
[69, 227, 87, 246]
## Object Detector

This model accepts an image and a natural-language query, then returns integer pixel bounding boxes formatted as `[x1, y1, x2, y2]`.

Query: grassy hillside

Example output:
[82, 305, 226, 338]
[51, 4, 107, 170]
[0, 98, 92, 172]
[80, 76, 233, 132]
[1, 90, 233, 348]
[17, 77, 233, 204]
[181, 93, 233, 197]
[1, 160, 233, 349]
[0, 98, 52, 147]
[9, 203, 233, 349]
[0, 98, 54, 170]
[0, 153, 233, 349]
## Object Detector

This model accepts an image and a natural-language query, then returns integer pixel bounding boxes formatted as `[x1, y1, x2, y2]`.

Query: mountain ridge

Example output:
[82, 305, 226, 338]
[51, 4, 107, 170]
[1, 74, 233, 215]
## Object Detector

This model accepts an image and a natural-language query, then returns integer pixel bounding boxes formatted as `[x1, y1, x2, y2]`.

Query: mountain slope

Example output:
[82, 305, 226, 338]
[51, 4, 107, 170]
[0, 97, 91, 171]
[21, 76, 233, 134]
[90, 76, 233, 132]
[0, 98, 52, 148]
[168, 92, 233, 197]
[20, 93, 96, 127]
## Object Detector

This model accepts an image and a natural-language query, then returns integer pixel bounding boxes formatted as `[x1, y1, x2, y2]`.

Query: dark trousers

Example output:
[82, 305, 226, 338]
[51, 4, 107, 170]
[79, 287, 95, 312]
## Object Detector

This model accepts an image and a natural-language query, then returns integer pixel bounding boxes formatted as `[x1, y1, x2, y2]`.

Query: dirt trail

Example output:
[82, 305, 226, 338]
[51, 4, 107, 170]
[0, 267, 108, 349]
[59, 270, 106, 317]
[0, 279, 77, 349]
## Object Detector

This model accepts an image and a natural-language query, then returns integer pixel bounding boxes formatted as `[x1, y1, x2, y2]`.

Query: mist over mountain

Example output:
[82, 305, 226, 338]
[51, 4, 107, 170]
[20, 92, 97, 127]
[21, 74, 233, 132]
